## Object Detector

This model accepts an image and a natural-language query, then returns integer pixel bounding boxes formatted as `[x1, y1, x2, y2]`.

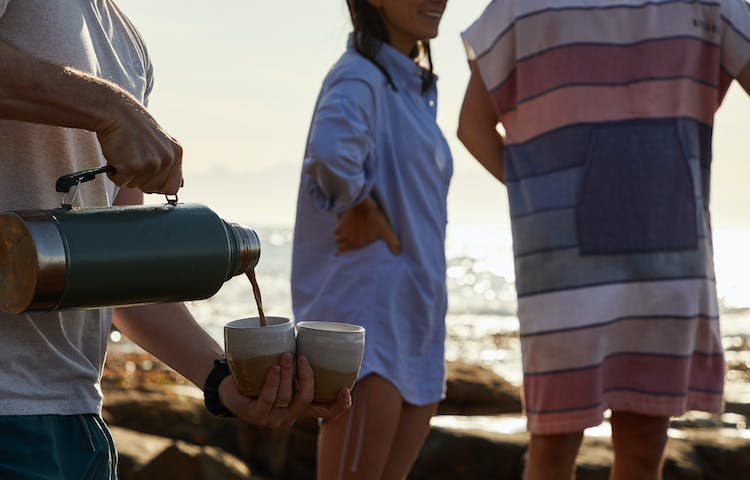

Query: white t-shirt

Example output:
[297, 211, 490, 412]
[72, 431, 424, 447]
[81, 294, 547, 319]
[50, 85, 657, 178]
[0, 0, 153, 415]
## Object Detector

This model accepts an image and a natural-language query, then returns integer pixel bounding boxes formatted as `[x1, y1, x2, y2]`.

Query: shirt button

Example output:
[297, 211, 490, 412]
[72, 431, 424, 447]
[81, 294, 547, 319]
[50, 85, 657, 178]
[429, 100, 435, 107]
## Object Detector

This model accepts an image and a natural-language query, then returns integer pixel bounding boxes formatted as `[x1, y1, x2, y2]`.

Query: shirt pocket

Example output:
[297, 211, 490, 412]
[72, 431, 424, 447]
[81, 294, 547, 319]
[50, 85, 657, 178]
[576, 121, 698, 254]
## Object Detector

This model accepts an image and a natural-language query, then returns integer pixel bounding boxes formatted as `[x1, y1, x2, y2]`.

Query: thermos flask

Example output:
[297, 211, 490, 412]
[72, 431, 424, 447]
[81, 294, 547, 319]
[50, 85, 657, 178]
[0, 167, 260, 315]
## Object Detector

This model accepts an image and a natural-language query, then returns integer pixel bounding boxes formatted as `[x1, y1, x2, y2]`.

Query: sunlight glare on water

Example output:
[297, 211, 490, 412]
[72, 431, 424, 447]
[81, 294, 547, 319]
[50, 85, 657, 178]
[713, 229, 750, 310]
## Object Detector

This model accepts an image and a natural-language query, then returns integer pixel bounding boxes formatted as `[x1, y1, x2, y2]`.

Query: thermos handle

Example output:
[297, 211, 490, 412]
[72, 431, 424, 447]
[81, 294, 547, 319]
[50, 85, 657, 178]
[55, 166, 183, 209]
[56, 165, 114, 193]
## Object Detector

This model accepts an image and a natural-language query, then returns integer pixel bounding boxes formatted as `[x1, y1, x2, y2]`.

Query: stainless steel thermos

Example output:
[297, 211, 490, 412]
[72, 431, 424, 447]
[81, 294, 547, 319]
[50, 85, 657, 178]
[0, 167, 260, 314]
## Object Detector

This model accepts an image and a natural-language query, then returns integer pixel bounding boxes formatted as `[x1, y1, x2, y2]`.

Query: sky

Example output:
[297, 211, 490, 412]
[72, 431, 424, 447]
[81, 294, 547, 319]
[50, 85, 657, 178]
[118, 0, 750, 231]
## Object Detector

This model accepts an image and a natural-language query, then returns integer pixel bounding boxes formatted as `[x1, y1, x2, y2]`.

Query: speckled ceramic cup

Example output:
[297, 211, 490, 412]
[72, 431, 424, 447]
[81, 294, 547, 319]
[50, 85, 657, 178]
[296, 321, 365, 402]
[224, 316, 295, 397]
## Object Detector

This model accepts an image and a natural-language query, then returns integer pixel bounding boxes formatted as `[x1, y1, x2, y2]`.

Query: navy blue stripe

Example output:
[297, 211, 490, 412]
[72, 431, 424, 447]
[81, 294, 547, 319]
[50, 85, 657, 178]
[517, 275, 716, 299]
[687, 386, 725, 394]
[504, 117, 713, 182]
[511, 198, 706, 220]
[514, 244, 580, 259]
[607, 385, 723, 395]
[510, 205, 572, 220]
[514, 234, 709, 259]
[507, 166, 581, 218]
[476, 21, 516, 61]
[476, 0, 721, 60]
[602, 387, 689, 397]
[526, 402, 602, 415]
[521, 313, 720, 338]
[488, 67, 515, 97]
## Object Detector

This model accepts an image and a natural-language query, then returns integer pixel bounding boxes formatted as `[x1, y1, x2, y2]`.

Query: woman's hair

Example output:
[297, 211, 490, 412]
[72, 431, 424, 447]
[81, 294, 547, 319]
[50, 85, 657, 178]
[346, 0, 435, 92]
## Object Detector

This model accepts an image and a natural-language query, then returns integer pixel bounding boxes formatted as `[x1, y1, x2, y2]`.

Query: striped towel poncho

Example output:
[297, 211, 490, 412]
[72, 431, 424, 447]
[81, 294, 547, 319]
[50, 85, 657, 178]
[462, 0, 750, 434]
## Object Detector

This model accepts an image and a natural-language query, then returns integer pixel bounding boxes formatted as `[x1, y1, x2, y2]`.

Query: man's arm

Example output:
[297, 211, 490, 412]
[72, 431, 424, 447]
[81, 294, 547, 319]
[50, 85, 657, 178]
[457, 61, 505, 184]
[0, 39, 182, 194]
[111, 188, 351, 427]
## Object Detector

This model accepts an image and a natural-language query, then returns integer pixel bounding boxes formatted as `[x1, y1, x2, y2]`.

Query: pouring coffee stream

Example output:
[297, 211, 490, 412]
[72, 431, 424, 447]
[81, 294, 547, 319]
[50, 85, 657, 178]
[246, 269, 267, 327]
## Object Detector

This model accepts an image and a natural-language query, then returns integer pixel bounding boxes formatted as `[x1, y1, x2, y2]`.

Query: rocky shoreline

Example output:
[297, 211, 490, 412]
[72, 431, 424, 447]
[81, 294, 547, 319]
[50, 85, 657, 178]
[102, 350, 750, 479]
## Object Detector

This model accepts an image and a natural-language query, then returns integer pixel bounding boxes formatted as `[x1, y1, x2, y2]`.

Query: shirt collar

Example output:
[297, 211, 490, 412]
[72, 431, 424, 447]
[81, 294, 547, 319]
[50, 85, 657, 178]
[347, 33, 429, 93]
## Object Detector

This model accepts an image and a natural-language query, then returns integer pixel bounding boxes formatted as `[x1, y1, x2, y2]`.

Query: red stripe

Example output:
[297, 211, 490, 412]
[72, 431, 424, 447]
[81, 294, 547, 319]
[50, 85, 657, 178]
[523, 352, 724, 414]
[501, 79, 717, 144]
[492, 38, 720, 112]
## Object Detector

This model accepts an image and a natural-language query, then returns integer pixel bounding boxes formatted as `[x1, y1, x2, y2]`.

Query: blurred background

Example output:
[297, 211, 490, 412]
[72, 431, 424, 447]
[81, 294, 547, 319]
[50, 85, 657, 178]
[116, 0, 750, 394]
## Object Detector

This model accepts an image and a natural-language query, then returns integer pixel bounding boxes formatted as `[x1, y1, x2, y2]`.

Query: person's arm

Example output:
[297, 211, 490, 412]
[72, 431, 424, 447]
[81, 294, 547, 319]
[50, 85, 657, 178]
[304, 79, 401, 254]
[457, 61, 505, 184]
[304, 79, 377, 214]
[0, 39, 182, 194]
[111, 189, 351, 427]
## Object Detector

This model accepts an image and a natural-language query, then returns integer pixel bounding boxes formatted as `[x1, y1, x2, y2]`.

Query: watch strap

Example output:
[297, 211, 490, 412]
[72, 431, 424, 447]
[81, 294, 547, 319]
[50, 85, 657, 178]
[204, 358, 237, 418]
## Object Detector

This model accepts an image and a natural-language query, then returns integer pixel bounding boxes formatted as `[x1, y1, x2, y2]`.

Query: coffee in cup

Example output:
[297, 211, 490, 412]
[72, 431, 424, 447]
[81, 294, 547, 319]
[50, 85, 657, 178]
[296, 321, 365, 402]
[224, 316, 295, 397]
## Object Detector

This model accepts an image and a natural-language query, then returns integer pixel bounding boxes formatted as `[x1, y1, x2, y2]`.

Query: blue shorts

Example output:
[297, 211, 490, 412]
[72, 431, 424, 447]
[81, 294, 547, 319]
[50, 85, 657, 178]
[0, 414, 117, 479]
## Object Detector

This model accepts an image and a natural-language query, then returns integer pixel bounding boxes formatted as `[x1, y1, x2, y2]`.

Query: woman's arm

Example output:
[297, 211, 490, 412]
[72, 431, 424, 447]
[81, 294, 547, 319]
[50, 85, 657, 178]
[304, 79, 377, 214]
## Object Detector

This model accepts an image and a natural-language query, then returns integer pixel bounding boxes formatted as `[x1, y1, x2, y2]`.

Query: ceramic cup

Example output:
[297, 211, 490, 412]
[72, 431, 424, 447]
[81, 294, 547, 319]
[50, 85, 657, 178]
[224, 316, 296, 397]
[296, 321, 365, 402]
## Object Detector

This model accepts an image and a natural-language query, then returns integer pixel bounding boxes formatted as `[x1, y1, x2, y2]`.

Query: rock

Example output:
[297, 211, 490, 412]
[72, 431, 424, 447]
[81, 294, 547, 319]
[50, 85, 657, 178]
[101, 371, 750, 479]
[686, 429, 750, 479]
[110, 426, 252, 480]
[439, 361, 522, 415]
[410, 426, 527, 479]
[103, 390, 239, 455]
[110, 426, 171, 479]
[235, 418, 319, 480]
[138, 441, 250, 480]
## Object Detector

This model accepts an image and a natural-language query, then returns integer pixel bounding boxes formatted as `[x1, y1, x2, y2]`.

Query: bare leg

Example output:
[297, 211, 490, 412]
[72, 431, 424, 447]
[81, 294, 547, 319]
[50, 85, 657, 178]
[609, 411, 669, 480]
[523, 431, 583, 480]
[380, 402, 438, 479]
[317, 375, 403, 480]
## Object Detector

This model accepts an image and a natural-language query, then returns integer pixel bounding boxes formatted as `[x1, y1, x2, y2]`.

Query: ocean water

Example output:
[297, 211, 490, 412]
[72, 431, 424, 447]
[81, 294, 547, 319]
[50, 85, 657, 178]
[183, 224, 750, 393]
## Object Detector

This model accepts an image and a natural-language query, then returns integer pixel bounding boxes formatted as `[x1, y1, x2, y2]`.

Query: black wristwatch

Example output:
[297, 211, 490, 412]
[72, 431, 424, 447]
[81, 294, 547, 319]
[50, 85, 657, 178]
[204, 358, 237, 418]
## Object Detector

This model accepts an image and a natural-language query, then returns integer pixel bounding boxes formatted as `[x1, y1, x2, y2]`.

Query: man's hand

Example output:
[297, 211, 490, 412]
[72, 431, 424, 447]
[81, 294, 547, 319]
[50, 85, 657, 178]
[218, 354, 352, 428]
[0, 39, 183, 196]
[334, 197, 400, 255]
[97, 95, 183, 195]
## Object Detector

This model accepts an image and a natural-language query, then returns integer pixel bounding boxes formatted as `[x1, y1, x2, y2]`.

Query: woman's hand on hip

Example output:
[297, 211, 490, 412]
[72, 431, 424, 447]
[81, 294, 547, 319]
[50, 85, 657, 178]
[334, 197, 400, 255]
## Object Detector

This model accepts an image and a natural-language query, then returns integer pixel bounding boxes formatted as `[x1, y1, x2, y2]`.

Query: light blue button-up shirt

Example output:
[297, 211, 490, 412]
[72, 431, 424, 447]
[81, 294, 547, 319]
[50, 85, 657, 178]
[291, 37, 453, 405]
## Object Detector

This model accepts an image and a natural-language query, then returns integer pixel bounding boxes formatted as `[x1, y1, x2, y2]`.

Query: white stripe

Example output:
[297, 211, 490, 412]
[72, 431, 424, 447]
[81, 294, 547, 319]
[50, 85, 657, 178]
[521, 315, 722, 372]
[517, 278, 720, 335]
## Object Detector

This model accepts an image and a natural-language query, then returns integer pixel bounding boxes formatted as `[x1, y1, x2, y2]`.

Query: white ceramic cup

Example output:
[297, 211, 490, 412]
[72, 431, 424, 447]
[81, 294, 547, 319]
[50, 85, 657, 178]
[224, 316, 295, 397]
[296, 321, 365, 402]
